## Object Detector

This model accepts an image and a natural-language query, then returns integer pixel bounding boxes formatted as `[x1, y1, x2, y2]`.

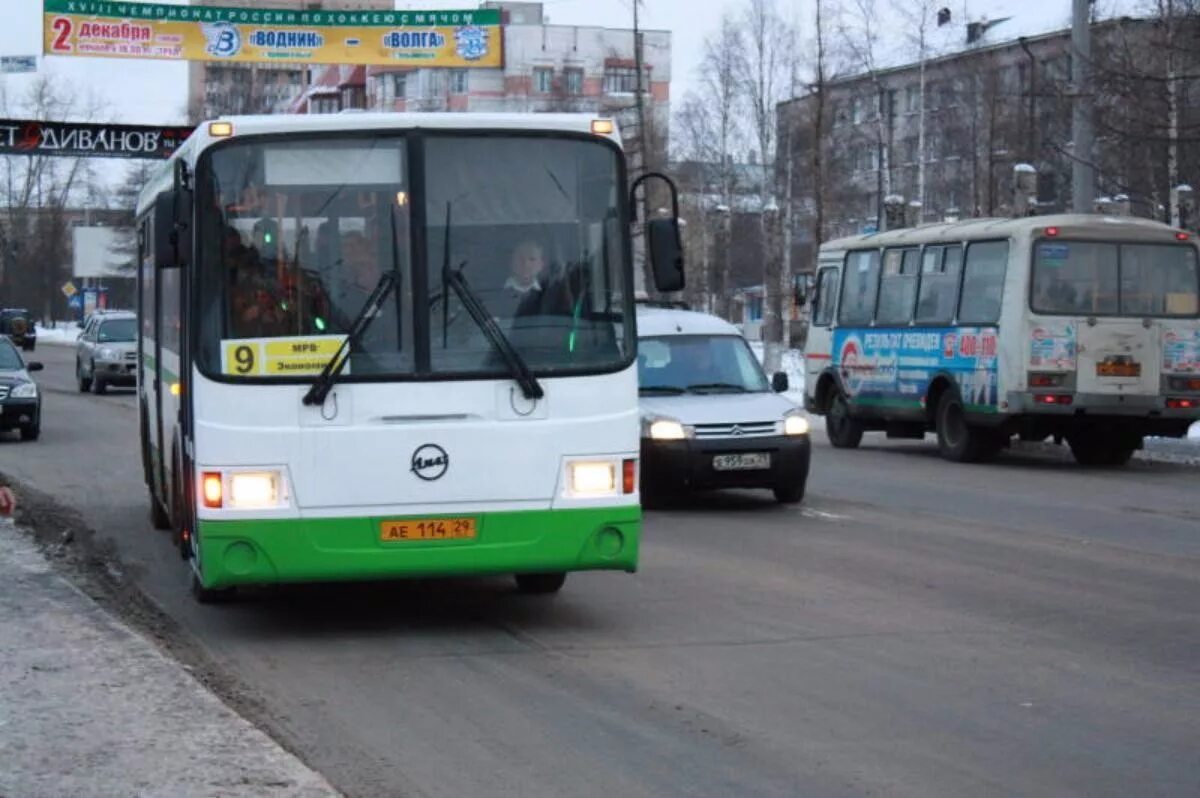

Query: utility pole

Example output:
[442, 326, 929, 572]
[1070, 0, 1094, 213]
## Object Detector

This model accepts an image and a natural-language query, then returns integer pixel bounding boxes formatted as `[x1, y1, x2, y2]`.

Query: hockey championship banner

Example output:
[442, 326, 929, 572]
[44, 1, 503, 68]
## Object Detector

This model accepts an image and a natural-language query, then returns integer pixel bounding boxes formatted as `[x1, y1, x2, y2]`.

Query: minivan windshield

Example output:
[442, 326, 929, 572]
[98, 318, 137, 342]
[638, 334, 770, 394]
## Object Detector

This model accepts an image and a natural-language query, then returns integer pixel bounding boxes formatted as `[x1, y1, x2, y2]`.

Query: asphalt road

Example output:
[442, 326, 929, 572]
[4, 342, 1199, 798]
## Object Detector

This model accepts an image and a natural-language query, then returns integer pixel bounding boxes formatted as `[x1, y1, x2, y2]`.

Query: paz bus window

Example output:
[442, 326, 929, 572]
[914, 244, 962, 325]
[838, 250, 880, 326]
[958, 241, 1009, 324]
[1119, 244, 1199, 316]
[1032, 241, 1119, 315]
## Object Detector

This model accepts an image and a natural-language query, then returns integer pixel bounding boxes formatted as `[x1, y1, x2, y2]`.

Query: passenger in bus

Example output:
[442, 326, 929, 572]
[500, 239, 577, 322]
[227, 220, 306, 338]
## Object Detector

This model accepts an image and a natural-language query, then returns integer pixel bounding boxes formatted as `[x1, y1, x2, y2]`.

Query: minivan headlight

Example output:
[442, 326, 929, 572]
[642, 415, 690, 440]
[783, 412, 810, 436]
[11, 382, 37, 399]
[97, 346, 120, 360]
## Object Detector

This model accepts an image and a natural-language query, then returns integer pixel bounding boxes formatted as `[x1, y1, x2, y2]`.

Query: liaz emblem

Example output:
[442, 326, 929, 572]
[411, 444, 449, 481]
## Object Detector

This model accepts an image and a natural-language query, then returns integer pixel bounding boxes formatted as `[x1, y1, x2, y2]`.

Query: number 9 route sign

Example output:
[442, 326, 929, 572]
[43, 0, 502, 68]
[221, 335, 348, 378]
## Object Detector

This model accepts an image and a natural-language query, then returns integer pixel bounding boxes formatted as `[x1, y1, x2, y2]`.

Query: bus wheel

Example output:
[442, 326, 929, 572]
[825, 391, 864, 449]
[149, 492, 171, 530]
[191, 570, 236, 604]
[515, 572, 567, 594]
[935, 392, 998, 463]
[1067, 434, 1137, 467]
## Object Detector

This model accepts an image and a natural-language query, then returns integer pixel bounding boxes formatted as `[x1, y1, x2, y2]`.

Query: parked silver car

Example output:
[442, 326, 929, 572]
[76, 310, 138, 394]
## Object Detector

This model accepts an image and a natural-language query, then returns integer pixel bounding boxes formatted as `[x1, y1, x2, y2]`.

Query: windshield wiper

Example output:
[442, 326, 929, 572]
[686, 382, 749, 394]
[440, 202, 543, 401]
[301, 271, 396, 406]
[445, 266, 543, 400]
[639, 385, 686, 395]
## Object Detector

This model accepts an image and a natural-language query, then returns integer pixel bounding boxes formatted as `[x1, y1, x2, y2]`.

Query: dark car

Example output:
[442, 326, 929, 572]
[0, 308, 37, 351]
[0, 336, 43, 441]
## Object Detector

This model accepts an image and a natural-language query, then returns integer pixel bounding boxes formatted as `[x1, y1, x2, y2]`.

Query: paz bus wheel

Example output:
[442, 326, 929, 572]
[515, 573, 567, 594]
[825, 391, 864, 449]
[935, 392, 998, 463]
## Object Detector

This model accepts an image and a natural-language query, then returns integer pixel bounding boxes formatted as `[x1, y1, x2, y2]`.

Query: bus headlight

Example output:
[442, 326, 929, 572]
[783, 412, 810, 436]
[568, 461, 617, 496]
[228, 471, 284, 509]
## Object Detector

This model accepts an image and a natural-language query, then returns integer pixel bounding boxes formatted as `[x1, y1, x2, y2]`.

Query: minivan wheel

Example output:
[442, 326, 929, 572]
[77, 360, 92, 392]
[91, 367, 107, 395]
[773, 481, 806, 504]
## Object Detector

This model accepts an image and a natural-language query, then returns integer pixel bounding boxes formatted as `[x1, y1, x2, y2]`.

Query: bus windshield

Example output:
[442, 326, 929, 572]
[1032, 240, 1199, 317]
[195, 133, 631, 380]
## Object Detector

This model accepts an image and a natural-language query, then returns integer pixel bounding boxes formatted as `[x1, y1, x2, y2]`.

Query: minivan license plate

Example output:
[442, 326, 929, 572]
[713, 453, 770, 471]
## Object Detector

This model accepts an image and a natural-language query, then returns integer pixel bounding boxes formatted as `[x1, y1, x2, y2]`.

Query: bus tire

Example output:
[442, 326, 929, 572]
[191, 570, 236, 604]
[935, 391, 998, 463]
[150, 491, 172, 530]
[515, 572, 567, 594]
[825, 391, 864, 449]
[1067, 434, 1137, 467]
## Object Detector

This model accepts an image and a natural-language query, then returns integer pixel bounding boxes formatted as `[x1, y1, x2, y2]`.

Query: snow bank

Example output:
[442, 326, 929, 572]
[749, 342, 807, 406]
[34, 323, 81, 346]
[1190, 422, 1199, 440]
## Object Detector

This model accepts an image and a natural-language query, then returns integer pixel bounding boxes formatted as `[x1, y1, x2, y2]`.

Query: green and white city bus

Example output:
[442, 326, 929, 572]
[135, 113, 682, 601]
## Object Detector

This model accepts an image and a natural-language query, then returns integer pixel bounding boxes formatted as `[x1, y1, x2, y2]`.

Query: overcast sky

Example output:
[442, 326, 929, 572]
[0, 0, 1131, 189]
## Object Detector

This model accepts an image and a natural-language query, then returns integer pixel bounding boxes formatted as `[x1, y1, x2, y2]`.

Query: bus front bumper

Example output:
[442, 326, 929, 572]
[195, 506, 641, 589]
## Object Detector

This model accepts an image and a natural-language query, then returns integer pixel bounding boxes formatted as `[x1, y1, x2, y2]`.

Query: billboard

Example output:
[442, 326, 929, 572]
[0, 118, 193, 159]
[43, 1, 502, 68]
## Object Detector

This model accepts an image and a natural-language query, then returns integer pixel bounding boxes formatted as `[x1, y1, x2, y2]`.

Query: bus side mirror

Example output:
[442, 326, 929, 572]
[153, 191, 178, 270]
[648, 218, 684, 293]
[793, 275, 809, 307]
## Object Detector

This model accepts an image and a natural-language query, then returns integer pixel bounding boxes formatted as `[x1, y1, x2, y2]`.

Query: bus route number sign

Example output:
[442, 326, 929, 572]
[220, 336, 348, 377]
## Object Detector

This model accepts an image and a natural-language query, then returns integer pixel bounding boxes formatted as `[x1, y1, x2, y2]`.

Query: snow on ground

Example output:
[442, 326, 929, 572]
[1191, 422, 1199, 440]
[34, 323, 81, 345]
[749, 341, 807, 407]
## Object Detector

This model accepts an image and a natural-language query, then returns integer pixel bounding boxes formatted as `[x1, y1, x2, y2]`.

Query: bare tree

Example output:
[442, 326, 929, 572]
[838, 0, 893, 212]
[673, 12, 747, 317]
[0, 75, 105, 321]
[108, 160, 157, 274]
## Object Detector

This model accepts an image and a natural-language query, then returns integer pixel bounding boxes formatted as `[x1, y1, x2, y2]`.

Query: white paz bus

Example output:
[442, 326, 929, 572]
[804, 214, 1200, 465]
[135, 114, 684, 601]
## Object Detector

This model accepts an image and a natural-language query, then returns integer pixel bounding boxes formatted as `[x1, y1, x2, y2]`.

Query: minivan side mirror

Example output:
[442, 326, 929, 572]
[27, 362, 44, 372]
[772, 371, 789, 393]
[647, 217, 684, 293]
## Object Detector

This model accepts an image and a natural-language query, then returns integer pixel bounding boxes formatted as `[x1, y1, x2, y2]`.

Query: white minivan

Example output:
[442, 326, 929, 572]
[636, 304, 812, 504]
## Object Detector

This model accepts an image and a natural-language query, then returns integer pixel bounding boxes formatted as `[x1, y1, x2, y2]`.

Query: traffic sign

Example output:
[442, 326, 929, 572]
[68, 293, 83, 310]
[0, 56, 37, 74]
[61, 280, 77, 298]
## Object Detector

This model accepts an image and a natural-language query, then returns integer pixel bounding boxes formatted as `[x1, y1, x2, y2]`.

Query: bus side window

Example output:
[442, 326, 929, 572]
[876, 247, 920, 326]
[838, 250, 881, 326]
[915, 244, 962, 325]
[813, 267, 839, 327]
[958, 241, 1009, 324]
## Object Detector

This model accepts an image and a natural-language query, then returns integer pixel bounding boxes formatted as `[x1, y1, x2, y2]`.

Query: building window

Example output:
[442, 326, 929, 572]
[904, 85, 920, 113]
[392, 73, 407, 99]
[311, 96, 339, 114]
[534, 67, 553, 94]
[603, 65, 645, 94]
[898, 137, 918, 165]
[851, 96, 866, 124]
[565, 67, 583, 95]
[450, 69, 468, 94]
[340, 86, 364, 109]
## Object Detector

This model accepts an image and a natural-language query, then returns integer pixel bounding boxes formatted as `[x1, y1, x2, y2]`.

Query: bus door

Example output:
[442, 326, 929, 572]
[805, 258, 841, 402]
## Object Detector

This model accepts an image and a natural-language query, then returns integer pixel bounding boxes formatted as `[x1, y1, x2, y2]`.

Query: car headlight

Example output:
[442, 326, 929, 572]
[11, 382, 37, 399]
[783, 412, 810, 436]
[642, 415, 690, 440]
[97, 346, 120, 360]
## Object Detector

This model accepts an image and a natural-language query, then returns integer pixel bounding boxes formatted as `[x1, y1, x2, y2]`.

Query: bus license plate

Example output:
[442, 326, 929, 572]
[1097, 361, 1140, 378]
[713, 453, 771, 471]
[380, 518, 477, 542]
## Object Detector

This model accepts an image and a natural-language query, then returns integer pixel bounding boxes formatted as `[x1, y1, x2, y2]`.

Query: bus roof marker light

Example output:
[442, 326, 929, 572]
[591, 119, 614, 135]
[1045, 226, 1060, 237]
[1176, 232, 1190, 241]
[209, 121, 234, 138]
